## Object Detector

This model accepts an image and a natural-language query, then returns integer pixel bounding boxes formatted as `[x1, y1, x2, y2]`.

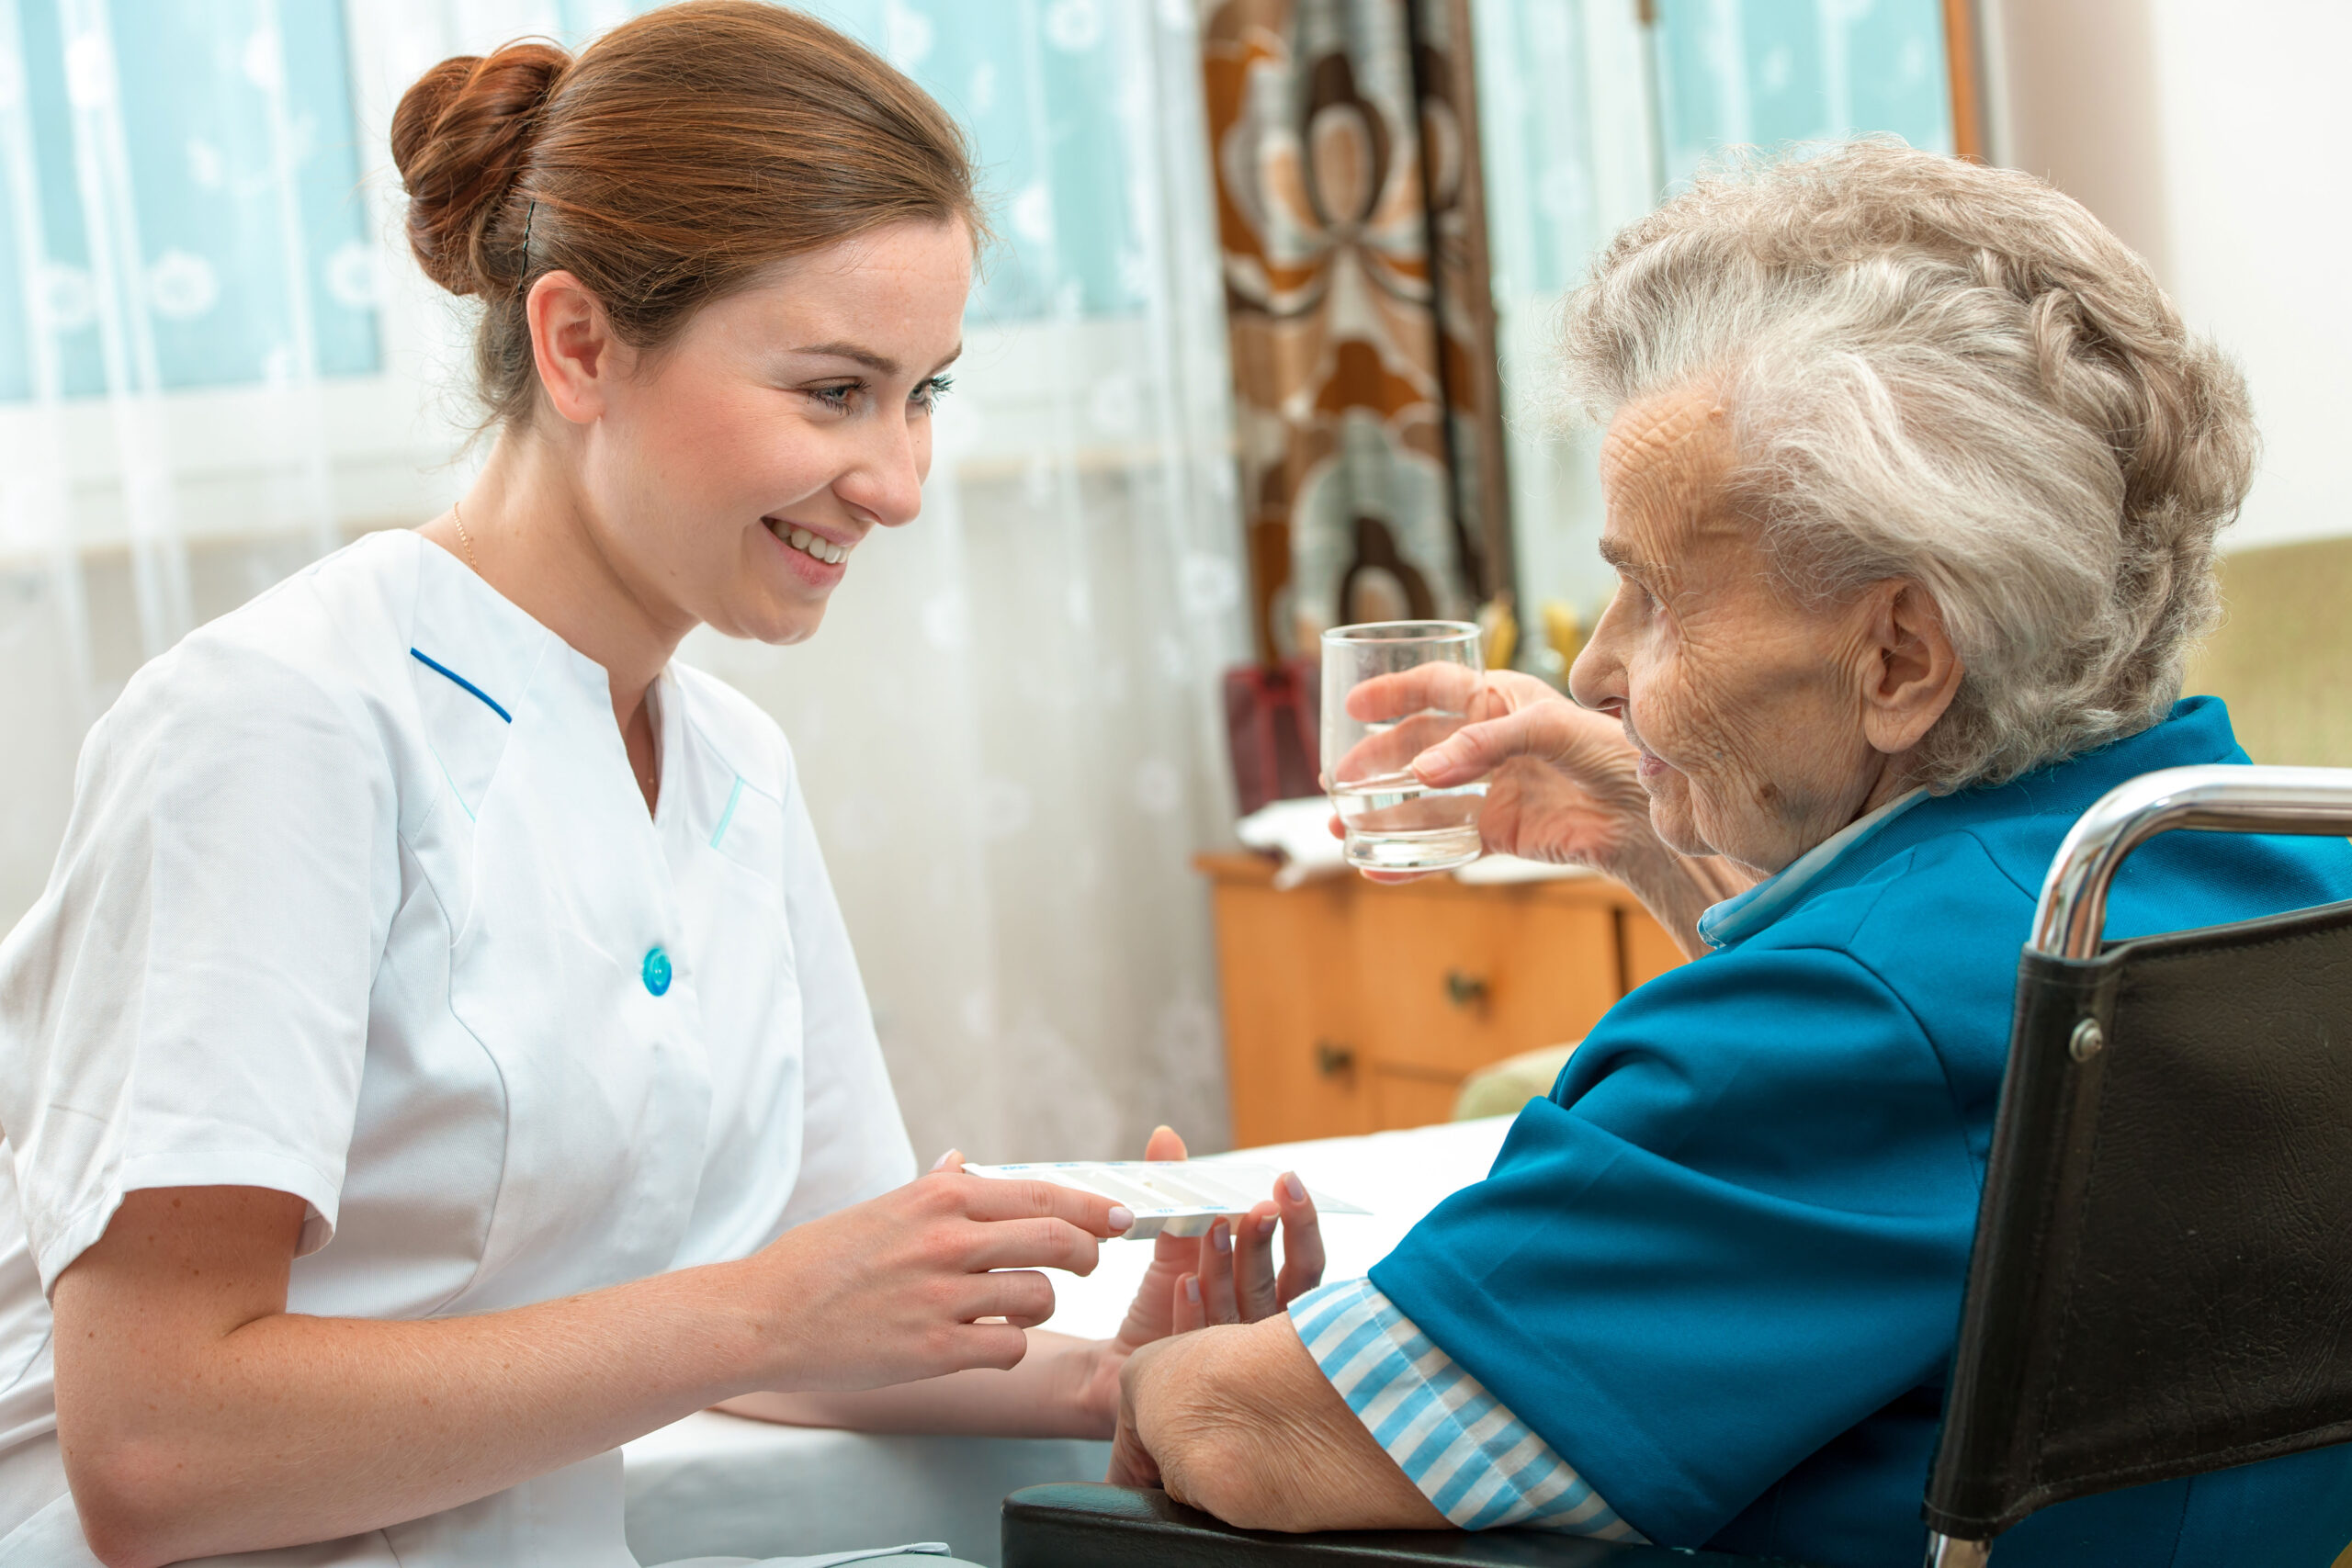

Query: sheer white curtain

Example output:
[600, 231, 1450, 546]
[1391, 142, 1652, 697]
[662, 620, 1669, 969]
[0, 0, 1249, 1161]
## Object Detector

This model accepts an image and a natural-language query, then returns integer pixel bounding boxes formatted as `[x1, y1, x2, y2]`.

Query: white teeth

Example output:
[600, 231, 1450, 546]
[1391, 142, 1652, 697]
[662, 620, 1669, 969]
[775, 523, 847, 567]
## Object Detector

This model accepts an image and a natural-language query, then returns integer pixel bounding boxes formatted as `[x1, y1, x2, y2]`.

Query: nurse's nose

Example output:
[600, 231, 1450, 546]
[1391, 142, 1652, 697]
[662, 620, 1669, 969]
[834, 410, 926, 530]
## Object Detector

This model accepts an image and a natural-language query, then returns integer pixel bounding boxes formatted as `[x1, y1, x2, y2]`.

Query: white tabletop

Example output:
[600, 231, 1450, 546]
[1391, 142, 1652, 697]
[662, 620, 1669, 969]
[623, 1117, 1513, 1565]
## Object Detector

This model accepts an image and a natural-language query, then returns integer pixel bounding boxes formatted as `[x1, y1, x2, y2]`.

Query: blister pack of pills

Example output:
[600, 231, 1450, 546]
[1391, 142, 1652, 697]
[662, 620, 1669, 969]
[959, 1160, 1369, 1239]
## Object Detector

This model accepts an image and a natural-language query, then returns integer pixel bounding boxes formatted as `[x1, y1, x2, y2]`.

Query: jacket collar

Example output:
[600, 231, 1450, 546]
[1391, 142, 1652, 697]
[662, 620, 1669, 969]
[1692, 698, 2245, 951]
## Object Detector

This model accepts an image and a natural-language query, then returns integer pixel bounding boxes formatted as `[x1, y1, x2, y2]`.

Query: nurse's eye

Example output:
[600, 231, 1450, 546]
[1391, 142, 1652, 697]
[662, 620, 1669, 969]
[803, 381, 864, 413]
[910, 373, 953, 414]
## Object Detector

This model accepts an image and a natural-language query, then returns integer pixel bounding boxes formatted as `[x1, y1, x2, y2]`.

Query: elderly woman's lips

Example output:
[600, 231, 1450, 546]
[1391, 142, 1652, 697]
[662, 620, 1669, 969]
[1636, 750, 1669, 780]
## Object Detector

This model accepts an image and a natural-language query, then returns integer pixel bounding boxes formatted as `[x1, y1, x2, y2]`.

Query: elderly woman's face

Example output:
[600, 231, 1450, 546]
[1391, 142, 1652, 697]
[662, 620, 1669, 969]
[1568, 385, 1946, 874]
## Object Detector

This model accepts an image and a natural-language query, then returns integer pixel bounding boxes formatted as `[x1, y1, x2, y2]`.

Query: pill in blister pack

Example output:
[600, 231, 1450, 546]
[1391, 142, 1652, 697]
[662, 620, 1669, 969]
[959, 1160, 1370, 1239]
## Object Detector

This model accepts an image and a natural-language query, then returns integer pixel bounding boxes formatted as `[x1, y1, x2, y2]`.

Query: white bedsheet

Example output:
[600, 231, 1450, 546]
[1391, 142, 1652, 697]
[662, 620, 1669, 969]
[622, 1117, 1515, 1566]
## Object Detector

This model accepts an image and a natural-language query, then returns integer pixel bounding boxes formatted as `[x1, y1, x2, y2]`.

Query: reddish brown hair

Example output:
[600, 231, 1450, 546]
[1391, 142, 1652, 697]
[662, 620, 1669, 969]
[390, 0, 980, 428]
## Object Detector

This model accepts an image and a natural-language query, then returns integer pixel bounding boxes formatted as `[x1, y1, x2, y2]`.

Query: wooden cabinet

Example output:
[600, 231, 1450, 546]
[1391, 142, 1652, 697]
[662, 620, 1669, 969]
[1198, 853, 1687, 1146]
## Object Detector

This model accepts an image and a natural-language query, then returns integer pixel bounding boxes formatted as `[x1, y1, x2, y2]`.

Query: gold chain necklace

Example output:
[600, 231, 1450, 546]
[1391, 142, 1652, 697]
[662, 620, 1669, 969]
[451, 500, 480, 571]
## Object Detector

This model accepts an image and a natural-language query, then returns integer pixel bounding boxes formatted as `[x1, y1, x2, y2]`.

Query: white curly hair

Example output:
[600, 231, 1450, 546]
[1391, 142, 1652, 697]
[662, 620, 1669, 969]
[1555, 139, 2256, 791]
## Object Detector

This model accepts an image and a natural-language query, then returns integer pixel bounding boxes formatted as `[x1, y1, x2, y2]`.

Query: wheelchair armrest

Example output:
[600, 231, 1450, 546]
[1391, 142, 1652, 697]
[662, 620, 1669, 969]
[1001, 1483, 1799, 1567]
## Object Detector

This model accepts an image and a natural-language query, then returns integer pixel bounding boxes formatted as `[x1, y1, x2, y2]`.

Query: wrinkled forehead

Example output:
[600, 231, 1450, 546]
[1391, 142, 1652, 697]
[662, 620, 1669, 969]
[1597, 381, 1745, 564]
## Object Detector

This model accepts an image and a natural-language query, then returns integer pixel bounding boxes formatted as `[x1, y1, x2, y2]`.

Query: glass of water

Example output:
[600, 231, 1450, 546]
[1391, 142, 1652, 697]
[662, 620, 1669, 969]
[1320, 621, 1487, 874]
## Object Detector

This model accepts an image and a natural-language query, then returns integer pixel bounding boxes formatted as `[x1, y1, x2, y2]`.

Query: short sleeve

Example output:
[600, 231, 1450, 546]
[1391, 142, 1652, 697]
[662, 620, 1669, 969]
[768, 743, 916, 1227]
[0, 634, 398, 1293]
[1368, 943, 1981, 1547]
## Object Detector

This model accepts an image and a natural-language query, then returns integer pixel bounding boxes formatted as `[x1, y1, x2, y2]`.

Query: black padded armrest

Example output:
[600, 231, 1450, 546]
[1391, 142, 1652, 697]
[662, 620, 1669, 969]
[1001, 1483, 1801, 1567]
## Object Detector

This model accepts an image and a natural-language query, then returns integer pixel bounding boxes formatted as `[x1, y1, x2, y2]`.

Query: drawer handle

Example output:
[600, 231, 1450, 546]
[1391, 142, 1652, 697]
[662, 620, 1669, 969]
[1314, 1040, 1357, 1077]
[1444, 971, 1490, 1007]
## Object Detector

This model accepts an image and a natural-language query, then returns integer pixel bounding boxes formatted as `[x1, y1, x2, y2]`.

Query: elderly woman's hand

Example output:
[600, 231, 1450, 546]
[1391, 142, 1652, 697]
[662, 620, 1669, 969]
[1334, 668, 1757, 955]
[1106, 1316, 1446, 1530]
[1393, 669, 1655, 871]
[1069, 1124, 1324, 1431]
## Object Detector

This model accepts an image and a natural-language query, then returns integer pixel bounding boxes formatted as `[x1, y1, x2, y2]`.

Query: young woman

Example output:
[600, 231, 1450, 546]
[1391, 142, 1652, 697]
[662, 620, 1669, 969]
[0, 6, 1320, 1564]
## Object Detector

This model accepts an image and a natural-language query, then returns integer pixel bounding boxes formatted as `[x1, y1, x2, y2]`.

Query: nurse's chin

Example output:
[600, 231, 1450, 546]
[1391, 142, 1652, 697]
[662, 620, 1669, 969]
[708, 596, 832, 648]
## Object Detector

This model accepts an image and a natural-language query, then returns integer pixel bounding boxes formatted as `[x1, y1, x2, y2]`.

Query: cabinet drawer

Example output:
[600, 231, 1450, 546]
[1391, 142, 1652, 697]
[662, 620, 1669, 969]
[1370, 1065, 1469, 1130]
[1351, 887, 1621, 1078]
[1199, 855, 1688, 1145]
[1205, 878, 1371, 1148]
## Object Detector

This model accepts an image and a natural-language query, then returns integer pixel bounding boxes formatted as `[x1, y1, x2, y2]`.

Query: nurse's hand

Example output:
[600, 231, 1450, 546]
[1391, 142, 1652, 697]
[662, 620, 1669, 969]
[741, 1161, 1135, 1393]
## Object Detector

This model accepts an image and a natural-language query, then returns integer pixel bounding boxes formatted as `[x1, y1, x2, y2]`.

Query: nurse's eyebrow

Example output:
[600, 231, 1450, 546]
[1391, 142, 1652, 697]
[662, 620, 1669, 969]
[795, 341, 899, 374]
[792, 342, 964, 378]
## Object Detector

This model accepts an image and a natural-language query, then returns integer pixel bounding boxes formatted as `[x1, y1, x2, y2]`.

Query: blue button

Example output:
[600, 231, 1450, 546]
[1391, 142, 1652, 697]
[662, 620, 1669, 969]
[641, 946, 673, 997]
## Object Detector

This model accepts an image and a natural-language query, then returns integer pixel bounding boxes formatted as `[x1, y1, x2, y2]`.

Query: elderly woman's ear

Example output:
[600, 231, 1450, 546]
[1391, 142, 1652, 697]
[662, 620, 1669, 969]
[1850, 579, 1963, 761]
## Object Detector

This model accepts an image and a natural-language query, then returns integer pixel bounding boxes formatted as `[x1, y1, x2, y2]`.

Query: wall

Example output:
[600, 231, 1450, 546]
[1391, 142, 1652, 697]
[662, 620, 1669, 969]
[1989, 0, 2352, 551]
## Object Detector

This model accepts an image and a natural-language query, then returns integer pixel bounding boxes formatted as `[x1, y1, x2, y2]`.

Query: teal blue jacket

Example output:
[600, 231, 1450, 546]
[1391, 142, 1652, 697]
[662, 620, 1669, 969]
[1373, 698, 2352, 1567]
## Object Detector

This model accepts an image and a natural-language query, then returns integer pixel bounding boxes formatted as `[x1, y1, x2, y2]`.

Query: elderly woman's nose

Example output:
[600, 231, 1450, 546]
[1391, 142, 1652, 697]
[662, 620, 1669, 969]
[1567, 614, 1629, 714]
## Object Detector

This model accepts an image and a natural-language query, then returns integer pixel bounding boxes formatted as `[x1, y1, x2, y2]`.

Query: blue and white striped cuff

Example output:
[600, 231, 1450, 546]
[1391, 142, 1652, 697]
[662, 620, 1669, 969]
[1288, 1276, 1644, 1540]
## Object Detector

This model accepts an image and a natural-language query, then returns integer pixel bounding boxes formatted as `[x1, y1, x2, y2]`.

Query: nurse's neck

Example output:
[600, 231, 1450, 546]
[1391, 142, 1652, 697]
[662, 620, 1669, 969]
[422, 435, 684, 817]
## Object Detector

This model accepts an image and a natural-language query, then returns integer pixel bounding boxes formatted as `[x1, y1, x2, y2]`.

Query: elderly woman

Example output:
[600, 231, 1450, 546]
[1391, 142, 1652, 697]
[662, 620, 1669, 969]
[1108, 143, 2352, 1567]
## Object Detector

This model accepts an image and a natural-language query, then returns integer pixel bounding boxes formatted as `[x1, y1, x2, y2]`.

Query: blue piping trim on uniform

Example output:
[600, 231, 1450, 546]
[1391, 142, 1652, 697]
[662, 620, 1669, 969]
[410, 648, 512, 723]
[710, 775, 746, 849]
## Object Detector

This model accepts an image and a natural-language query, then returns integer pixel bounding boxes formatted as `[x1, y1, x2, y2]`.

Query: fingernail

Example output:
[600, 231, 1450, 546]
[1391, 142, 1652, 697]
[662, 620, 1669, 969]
[931, 1149, 961, 1172]
[1108, 1205, 1134, 1232]
[1211, 1220, 1231, 1254]
[1282, 1173, 1307, 1203]
[1257, 1213, 1277, 1237]
[1183, 1275, 1201, 1303]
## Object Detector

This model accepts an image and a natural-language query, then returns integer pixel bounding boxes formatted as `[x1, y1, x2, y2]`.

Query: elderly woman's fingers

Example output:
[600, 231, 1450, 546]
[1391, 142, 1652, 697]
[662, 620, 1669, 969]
[1413, 698, 1634, 790]
[1171, 1272, 1204, 1335]
[1195, 1220, 1241, 1325]
[1410, 707, 1550, 787]
[1272, 1171, 1327, 1304]
[1233, 1201, 1283, 1320]
[1331, 710, 1470, 785]
[1341, 662, 1482, 722]
[1110, 1124, 1202, 1350]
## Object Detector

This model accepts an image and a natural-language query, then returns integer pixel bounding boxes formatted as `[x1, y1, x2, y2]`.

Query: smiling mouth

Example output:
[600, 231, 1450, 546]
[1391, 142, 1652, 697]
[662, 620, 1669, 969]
[765, 517, 849, 566]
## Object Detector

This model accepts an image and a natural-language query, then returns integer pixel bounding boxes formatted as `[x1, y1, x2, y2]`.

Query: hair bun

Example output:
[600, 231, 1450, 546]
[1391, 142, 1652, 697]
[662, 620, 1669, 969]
[390, 40, 571, 298]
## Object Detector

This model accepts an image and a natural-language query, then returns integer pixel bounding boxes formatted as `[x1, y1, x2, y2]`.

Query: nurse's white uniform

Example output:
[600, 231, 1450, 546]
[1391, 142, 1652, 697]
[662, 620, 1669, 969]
[0, 531, 954, 1565]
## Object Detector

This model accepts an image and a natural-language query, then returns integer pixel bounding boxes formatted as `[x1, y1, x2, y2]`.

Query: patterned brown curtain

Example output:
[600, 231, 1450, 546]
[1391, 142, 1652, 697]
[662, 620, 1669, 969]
[1201, 0, 1511, 665]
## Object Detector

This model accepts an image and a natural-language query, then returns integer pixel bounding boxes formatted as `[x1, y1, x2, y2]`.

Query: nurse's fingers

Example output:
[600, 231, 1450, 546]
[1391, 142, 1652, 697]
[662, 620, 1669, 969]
[1144, 1123, 1188, 1161]
[962, 1215, 1103, 1278]
[1233, 1201, 1283, 1320]
[1272, 1172, 1327, 1304]
[957, 1175, 1134, 1239]
[951, 1319, 1034, 1372]
[962, 1268, 1058, 1330]
[1194, 1220, 1240, 1325]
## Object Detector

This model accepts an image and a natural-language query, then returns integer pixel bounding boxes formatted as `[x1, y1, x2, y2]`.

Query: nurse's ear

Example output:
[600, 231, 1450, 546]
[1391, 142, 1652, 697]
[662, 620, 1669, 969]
[524, 270, 633, 426]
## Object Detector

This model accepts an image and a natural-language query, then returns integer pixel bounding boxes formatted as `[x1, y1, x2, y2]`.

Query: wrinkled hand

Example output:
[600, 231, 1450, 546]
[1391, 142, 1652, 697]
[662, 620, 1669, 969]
[1332, 668, 1651, 881]
[1078, 1126, 1325, 1427]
